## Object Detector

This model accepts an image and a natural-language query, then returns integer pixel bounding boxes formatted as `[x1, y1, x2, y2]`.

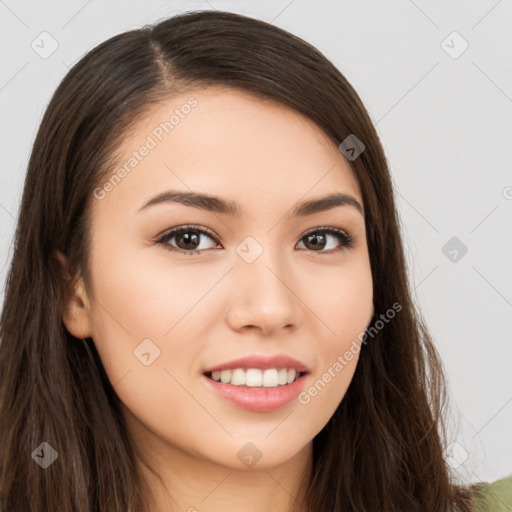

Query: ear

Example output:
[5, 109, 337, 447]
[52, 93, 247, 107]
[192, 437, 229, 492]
[55, 250, 93, 340]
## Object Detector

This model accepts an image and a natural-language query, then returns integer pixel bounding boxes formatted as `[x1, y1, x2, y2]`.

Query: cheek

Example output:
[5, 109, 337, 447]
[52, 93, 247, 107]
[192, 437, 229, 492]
[298, 355, 359, 436]
[294, 255, 372, 425]
[301, 252, 373, 341]
[86, 241, 217, 393]
[85, 246, 210, 448]
[89, 239, 225, 341]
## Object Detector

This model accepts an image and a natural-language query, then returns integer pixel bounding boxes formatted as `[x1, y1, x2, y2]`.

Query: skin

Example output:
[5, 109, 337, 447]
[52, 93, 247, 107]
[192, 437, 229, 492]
[59, 86, 373, 512]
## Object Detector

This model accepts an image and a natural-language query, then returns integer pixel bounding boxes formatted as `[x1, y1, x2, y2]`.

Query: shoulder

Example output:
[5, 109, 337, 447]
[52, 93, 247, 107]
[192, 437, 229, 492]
[471, 474, 512, 512]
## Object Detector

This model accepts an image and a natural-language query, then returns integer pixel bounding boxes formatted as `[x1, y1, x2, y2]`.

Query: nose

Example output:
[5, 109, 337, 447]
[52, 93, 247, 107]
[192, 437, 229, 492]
[225, 246, 301, 336]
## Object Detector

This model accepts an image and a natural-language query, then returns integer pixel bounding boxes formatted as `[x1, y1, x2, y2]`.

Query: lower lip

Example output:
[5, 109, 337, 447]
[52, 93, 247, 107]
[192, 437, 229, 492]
[201, 373, 308, 413]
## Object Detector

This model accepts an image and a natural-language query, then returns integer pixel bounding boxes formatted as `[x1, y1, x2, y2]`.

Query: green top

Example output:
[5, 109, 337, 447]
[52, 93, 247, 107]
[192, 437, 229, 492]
[472, 474, 512, 511]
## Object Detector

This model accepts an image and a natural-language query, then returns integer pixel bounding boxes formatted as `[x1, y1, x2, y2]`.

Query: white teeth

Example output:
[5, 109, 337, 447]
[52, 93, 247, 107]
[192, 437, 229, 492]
[208, 368, 302, 387]
[245, 368, 262, 387]
[263, 369, 279, 387]
[231, 368, 246, 386]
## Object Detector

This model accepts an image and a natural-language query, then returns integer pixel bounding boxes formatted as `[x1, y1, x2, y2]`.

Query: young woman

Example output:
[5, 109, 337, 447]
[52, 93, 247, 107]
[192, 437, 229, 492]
[0, 9, 495, 512]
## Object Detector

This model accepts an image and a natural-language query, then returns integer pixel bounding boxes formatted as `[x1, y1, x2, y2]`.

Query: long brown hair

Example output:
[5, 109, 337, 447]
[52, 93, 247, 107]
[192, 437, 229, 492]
[0, 10, 473, 511]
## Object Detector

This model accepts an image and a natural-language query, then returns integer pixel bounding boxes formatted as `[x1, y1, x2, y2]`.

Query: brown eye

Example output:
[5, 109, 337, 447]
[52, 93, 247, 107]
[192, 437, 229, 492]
[297, 228, 354, 253]
[174, 231, 201, 251]
[156, 225, 220, 254]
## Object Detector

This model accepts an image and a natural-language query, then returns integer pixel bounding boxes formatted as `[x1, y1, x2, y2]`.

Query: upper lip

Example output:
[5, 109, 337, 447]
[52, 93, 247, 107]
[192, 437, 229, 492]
[203, 354, 310, 373]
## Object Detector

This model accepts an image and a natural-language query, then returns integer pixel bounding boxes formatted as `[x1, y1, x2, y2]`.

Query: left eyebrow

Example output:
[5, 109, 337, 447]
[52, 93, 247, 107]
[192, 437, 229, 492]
[292, 192, 363, 217]
[137, 190, 364, 217]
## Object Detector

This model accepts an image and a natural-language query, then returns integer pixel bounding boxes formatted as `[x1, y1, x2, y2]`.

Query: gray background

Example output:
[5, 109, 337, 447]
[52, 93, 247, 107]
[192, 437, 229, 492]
[1, 0, 511, 485]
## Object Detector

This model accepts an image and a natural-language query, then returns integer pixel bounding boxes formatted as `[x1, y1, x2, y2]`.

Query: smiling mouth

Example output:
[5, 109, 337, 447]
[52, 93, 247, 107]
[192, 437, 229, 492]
[204, 368, 307, 388]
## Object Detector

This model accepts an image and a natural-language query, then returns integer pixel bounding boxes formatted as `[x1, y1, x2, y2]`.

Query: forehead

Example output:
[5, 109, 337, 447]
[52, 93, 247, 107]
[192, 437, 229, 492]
[94, 86, 362, 216]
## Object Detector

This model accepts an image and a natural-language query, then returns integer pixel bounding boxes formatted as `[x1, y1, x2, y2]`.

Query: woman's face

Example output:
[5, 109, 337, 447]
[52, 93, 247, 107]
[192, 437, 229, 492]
[66, 87, 373, 471]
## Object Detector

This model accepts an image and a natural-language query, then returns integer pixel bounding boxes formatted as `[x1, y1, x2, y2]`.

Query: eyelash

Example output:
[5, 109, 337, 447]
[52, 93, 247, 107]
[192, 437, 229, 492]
[154, 224, 355, 256]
